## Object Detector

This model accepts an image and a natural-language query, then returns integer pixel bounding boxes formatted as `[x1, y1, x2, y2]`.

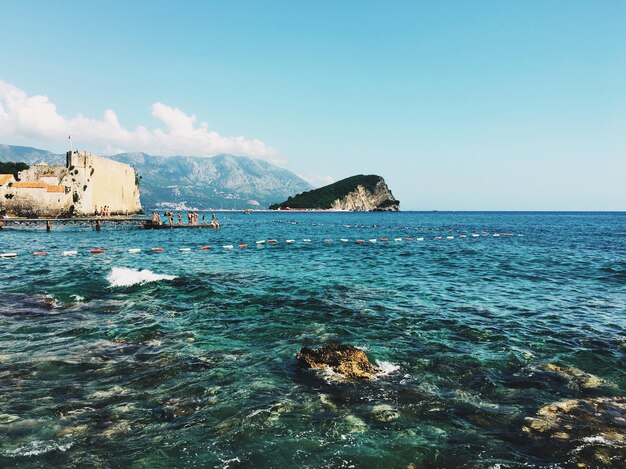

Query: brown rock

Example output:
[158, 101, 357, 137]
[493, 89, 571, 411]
[296, 342, 377, 379]
[524, 397, 626, 466]
[523, 397, 626, 440]
[541, 363, 610, 389]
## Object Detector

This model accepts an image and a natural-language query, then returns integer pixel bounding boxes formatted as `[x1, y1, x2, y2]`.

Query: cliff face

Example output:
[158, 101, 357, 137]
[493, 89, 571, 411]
[269, 174, 400, 211]
[331, 179, 399, 211]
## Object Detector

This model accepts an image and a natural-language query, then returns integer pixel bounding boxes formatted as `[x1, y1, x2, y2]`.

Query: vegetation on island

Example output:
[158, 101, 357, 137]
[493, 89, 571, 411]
[269, 174, 397, 210]
[0, 161, 29, 180]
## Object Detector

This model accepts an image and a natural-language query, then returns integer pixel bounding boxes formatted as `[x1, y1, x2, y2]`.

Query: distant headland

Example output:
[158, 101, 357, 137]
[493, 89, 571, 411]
[269, 174, 400, 211]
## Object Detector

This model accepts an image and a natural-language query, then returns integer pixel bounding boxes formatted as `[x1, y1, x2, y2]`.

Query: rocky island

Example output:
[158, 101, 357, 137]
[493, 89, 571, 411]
[269, 174, 399, 211]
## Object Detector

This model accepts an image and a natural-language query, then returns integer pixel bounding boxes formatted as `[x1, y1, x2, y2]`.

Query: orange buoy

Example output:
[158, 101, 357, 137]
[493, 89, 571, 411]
[151, 247, 164, 252]
[33, 251, 49, 256]
[200, 245, 211, 250]
[239, 244, 248, 248]
[90, 249, 105, 254]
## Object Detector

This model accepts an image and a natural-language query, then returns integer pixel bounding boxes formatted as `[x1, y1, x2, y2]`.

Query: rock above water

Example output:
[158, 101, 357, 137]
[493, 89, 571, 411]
[270, 175, 400, 211]
[296, 343, 377, 379]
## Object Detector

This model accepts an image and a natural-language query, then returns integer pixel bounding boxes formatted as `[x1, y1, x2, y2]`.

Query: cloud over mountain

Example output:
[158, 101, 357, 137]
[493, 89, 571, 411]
[0, 80, 277, 162]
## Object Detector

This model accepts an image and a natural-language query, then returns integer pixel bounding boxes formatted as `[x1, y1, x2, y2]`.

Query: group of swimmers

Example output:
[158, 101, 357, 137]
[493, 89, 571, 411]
[151, 211, 220, 227]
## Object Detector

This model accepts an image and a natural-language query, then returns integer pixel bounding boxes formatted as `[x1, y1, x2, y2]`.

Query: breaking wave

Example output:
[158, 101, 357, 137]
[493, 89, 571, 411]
[106, 267, 177, 288]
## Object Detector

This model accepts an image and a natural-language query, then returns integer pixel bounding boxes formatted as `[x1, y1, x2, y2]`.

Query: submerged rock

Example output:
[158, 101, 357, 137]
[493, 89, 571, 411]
[371, 404, 401, 422]
[296, 343, 377, 379]
[524, 397, 626, 465]
[541, 363, 611, 389]
[523, 397, 626, 440]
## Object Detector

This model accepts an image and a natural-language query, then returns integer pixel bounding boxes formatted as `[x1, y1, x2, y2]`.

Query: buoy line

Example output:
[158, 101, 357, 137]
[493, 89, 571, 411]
[0, 233, 522, 260]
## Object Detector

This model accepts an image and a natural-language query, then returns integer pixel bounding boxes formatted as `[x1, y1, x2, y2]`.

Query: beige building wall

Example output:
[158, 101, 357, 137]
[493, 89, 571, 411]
[0, 185, 71, 216]
[64, 151, 141, 215]
[0, 151, 141, 216]
[18, 164, 66, 183]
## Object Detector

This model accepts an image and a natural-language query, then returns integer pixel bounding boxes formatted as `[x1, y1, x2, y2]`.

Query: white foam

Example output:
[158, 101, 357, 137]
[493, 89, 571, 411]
[376, 360, 401, 377]
[3, 440, 73, 457]
[106, 267, 176, 288]
[581, 435, 614, 445]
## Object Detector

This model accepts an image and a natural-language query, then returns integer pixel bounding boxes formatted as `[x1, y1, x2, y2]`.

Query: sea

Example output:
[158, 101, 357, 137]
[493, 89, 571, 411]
[0, 211, 624, 468]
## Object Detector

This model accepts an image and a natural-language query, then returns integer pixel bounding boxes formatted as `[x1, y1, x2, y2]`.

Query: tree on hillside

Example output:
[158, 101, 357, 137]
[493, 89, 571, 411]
[0, 162, 29, 180]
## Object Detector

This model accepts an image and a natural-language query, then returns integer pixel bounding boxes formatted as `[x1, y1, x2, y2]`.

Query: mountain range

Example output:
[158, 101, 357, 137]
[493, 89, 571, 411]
[0, 144, 313, 210]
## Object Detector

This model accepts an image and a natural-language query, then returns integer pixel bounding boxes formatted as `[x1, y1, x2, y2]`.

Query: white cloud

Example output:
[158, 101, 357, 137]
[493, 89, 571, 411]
[0, 80, 280, 162]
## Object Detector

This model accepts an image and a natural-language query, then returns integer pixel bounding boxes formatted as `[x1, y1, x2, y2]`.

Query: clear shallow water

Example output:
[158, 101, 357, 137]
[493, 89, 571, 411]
[0, 212, 624, 468]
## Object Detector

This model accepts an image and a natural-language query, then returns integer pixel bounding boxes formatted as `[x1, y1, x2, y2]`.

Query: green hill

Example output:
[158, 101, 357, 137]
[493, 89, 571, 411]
[269, 174, 399, 211]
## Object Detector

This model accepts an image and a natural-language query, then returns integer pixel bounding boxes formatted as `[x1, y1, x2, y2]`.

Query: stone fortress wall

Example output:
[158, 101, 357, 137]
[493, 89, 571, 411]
[66, 151, 141, 215]
[0, 151, 142, 217]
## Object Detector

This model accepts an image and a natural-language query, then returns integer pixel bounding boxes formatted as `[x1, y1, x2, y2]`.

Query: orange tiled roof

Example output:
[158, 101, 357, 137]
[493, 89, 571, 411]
[46, 185, 66, 193]
[41, 173, 57, 177]
[12, 181, 47, 189]
[0, 174, 14, 185]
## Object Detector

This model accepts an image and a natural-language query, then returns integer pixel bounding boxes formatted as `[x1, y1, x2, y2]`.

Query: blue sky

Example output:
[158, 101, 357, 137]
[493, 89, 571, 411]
[1, 1, 625, 210]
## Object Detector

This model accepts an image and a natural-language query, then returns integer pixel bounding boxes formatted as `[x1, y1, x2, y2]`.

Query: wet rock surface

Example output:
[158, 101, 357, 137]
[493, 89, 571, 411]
[540, 363, 611, 389]
[296, 343, 377, 379]
[524, 396, 626, 466]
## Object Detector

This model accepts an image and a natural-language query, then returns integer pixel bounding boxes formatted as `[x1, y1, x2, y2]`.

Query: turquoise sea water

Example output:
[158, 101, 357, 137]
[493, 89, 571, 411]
[0, 212, 624, 468]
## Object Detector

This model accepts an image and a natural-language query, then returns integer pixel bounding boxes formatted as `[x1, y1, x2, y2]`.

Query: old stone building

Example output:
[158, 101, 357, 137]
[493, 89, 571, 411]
[0, 151, 142, 217]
